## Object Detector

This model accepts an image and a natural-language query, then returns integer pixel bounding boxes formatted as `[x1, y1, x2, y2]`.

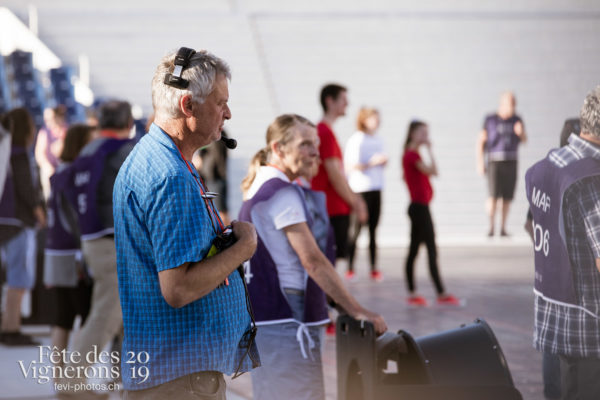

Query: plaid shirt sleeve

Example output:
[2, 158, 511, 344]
[579, 181, 600, 258]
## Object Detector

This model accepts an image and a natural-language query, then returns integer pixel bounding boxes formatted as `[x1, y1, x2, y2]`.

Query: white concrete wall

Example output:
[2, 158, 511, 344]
[3, 0, 600, 245]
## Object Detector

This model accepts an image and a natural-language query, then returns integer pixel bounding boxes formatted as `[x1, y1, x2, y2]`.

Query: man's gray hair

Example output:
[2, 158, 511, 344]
[580, 85, 600, 138]
[151, 49, 231, 119]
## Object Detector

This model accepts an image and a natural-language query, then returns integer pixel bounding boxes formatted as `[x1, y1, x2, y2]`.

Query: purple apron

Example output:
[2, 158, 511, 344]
[239, 178, 329, 324]
[526, 155, 600, 305]
[46, 165, 79, 251]
[64, 139, 133, 240]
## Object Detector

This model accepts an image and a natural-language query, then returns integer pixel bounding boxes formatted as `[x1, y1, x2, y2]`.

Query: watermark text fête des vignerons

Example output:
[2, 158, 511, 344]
[18, 345, 150, 389]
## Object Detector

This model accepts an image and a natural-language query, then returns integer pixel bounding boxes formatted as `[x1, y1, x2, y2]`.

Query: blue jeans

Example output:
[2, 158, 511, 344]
[1, 229, 35, 289]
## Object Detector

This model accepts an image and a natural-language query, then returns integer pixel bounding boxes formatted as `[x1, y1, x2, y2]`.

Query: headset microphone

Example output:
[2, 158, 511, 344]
[220, 133, 237, 149]
[164, 47, 196, 89]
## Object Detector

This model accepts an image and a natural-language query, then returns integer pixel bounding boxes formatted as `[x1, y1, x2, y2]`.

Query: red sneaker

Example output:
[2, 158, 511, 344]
[370, 270, 384, 282]
[326, 322, 336, 336]
[407, 295, 428, 307]
[437, 294, 462, 306]
[345, 271, 357, 282]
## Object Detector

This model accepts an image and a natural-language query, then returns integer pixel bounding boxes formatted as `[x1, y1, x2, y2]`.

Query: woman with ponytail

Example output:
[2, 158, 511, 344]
[239, 114, 386, 400]
[402, 120, 459, 307]
[241, 147, 269, 198]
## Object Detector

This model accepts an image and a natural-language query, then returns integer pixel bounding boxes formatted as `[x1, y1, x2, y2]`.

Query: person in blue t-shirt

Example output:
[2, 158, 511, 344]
[114, 48, 258, 399]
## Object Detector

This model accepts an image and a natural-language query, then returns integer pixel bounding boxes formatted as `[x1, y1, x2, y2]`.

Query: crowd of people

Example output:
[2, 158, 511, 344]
[0, 45, 599, 400]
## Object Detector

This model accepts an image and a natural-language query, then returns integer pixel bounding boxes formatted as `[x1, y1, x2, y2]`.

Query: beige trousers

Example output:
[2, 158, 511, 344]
[67, 236, 122, 386]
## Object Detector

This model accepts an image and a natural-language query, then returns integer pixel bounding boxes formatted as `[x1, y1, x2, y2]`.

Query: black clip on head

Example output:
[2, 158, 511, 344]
[164, 47, 196, 89]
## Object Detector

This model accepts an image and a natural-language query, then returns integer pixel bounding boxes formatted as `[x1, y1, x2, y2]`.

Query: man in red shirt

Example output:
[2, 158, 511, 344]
[311, 84, 367, 281]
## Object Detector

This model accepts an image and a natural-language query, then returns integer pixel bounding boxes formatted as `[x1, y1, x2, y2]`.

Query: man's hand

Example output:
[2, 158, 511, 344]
[231, 220, 257, 261]
[477, 160, 486, 176]
[159, 220, 257, 308]
[368, 153, 388, 167]
[33, 206, 46, 228]
[514, 121, 527, 143]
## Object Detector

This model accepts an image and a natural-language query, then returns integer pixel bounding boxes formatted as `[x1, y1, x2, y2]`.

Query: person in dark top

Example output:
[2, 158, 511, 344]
[524, 117, 580, 400]
[44, 124, 96, 375]
[526, 86, 600, 400]
[476, 92, 527, 237]
[0, 108, 46, 346]
[239, 114, 386, 400]
[59, 100, 134, 397]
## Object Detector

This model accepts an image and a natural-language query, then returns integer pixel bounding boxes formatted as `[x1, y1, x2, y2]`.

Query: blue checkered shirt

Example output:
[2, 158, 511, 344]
[534, 134, 600, 358]
[114, 124, 255, 390]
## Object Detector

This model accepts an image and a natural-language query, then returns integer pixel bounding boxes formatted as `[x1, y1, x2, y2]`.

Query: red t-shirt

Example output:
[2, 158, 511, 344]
[402, 150, 433, 204]
[311, 122, 351, 216]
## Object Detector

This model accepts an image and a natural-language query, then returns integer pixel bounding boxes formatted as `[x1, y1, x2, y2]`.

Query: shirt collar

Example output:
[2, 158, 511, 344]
[148, 123, 201, 178]
[246, 165, 291, 199]
[568, 134, 600, 160]
[258, 165, 291, 183]
[148, 123, 179, 152]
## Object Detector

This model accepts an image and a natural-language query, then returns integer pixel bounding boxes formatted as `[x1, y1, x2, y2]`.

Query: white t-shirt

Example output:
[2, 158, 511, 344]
[247, 166, 308, 290]
[344, 131, 385, 192]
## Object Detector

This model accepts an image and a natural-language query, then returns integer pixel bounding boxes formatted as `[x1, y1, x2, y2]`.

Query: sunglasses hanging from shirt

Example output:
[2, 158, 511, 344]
[164, 46, 237, 149]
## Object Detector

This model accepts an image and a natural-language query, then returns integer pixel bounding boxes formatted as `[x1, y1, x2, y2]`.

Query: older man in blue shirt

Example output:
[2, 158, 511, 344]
[114, 48, 258, 399]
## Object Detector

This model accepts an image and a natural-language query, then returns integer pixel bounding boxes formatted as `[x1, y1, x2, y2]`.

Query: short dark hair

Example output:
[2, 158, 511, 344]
[1, 108, 34, 147]
[60, 124, 96, 162]
[320, 83, 347, 112]
[98, 100, 132, 130]
[559, 118, 580, 147]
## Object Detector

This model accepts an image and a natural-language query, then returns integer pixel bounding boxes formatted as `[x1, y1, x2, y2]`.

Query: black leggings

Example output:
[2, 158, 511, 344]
[405, 203, 445, 294]
[330, 214, 350, 259]
[348, 191, 381, 272]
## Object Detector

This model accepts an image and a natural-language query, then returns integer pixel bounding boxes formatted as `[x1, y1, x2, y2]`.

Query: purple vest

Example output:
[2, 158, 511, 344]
[64, 139, 133, 240]
[526, 155, 600, 305]
[485, 114, 522, 161]
[0, 147, 26, 226]
[46, 166, 79, 252]
[299, 187, 336, 264]
[239, 178, 329, 324]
